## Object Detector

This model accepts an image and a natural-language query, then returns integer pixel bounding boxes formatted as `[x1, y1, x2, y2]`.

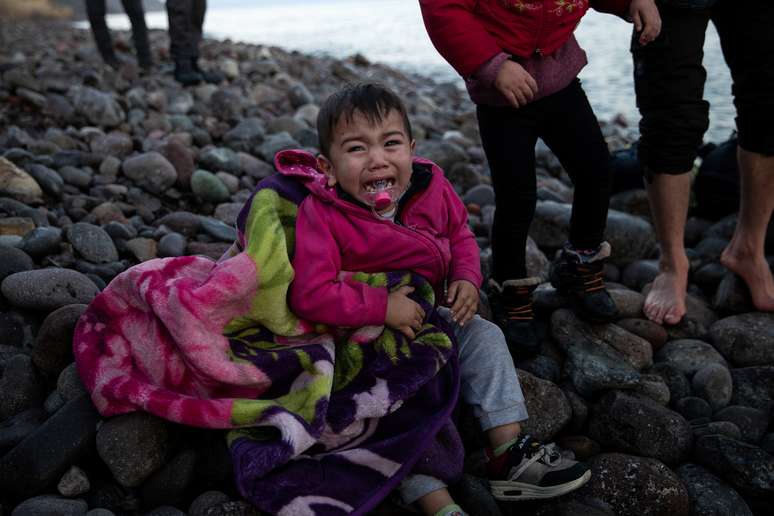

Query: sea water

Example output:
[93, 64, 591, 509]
[92, 0, 735, 143]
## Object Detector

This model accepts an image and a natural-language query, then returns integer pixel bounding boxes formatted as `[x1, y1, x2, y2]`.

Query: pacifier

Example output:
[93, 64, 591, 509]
[362, 179, 401, 212]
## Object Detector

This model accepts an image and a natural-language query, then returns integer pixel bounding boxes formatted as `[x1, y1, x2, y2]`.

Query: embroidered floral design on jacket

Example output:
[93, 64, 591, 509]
[499, 1, 541, 12]
[550, 0, 588, 16]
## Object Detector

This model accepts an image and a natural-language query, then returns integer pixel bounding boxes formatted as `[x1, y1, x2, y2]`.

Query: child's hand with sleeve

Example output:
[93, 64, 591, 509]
[494, 60, 538, 109]
[386, 286, 426, 339]
[446, 280, 479, 327]
[629, 0, 662, 45]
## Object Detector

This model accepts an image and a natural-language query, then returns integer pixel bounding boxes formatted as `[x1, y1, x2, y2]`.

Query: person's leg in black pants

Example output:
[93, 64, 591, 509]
[477, 102, 542, 356]
[188, 0, 222, 82]
[167, 0, 200, 84]
[477, 104, 539, 283]
[538, 80, 619, 323]
[120, 0, 152, 68]
[540, 79, 611, 250]
[633, 6, 711, 325]
[190, 0, 207, 62]
[166, 0, 221, 85]
[85, 0, 118, 67]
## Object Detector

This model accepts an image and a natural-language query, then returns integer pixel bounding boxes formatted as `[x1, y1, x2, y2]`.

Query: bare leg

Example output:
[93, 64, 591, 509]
[486, 421, 521, 449]
[720, 148, 774, 311]
[644, 172, 692, 325]
[417, 488, 455, 515]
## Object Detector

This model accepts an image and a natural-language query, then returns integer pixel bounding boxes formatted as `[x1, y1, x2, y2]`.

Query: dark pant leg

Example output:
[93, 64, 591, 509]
[85, 0, 116, 62]
[166, 0, 196, 62]
[120, 0, 151, 64]
[539, 80, 611, 250]
[190, 0, 207, 61]
[477, 104, 540, 281]
[712, 0, 774, 156]
[633, 4, 711, 173]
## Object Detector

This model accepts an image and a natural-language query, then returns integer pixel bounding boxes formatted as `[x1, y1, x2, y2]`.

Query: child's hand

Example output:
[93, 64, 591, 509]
[446, 280, 479, 327]
[385, 286, 426, 339]
[494, 60, 538, 109]
[629, 0, 662, 46]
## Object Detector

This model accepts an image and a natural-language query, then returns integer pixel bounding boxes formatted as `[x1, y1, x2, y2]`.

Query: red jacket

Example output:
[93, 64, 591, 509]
[419, 0, 630, 77]
[278, 150, 483, 328]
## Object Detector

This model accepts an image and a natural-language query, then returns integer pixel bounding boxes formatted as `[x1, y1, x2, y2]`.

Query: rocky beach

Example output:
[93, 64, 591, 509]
[0, 17, 773, 516]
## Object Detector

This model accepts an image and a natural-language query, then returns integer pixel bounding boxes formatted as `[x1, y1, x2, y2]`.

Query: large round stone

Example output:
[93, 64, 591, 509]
[709, 313, 774, 366]
[692, 362, 732, 411]
[121, 152, 177, 195]
[191, 170, 230, 203]
[654, 339, 728, 377]
[0, 395, 100, 498]
[32, 304, 87, 378]
[0, 247, 34, 282]
[0, 157, 43, 204]
[0, 354, 45, 419]
[676, 463, 752, 516]
[9, 495, 88, 516]
[1, 269, 99, 311]
[588, 391, 692, 465]
[96, 412, 171, 488]
[66, 223, 118, 264]
[590, 322, 653, 371]
[578, 453, 689, 516]
[730, 366, 774, 413]
[694, 434, 774, 497]
[517, 369, 571, 441]
[71, 86, 125, 127]
[18, 226, 62, 259]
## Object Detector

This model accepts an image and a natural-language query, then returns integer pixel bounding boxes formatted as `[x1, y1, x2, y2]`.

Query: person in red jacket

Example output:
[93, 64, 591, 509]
[419, 0, 660, 356]
[287, 83, 591, 516]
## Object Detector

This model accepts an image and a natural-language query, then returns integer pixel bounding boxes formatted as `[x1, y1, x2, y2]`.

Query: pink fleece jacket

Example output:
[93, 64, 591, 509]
[276, 150, 483, 328]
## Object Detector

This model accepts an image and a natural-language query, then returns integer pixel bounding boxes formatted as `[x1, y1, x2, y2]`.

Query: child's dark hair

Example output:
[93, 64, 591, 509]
[317, 83, 413, 157]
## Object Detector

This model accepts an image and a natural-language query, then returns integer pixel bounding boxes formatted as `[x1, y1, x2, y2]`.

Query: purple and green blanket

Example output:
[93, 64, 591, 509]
[73, 172, 463, 515]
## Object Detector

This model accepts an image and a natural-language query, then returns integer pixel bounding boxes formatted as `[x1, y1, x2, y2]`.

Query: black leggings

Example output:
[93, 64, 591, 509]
[166, 0, 207, 62]
[477, 79, 612, 281]
[85, 0, 150, 64]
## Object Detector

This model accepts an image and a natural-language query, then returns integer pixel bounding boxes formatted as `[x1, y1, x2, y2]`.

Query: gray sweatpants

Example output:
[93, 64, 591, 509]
[399, 308, 528, 504]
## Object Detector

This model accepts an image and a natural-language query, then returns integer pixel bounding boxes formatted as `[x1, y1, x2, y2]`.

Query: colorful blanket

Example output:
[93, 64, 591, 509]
[73, 172, 463, 515]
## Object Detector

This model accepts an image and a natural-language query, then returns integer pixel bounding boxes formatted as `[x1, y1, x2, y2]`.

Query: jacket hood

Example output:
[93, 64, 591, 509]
[273, 149, 443, 204]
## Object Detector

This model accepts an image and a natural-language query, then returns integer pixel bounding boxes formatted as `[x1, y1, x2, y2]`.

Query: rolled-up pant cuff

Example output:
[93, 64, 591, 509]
[477, 402, 529, 432]
[399, 474, 447, 505]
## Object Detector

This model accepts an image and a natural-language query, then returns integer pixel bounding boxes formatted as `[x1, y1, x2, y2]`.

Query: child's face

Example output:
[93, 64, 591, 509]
[318, 109, 415, 212]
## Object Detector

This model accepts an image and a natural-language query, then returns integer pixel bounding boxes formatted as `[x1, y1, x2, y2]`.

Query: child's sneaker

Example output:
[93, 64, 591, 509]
[488, 278, 542, 357]
[486, 435, 591, 501]
[549, 242, 619, 323]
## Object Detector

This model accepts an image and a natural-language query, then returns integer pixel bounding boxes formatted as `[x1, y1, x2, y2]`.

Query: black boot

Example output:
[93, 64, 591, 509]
[489, 278, 542, 358]
[173, 60, 203, 86]
[549, 242, 619, 323]
[192, 59, 225, 84]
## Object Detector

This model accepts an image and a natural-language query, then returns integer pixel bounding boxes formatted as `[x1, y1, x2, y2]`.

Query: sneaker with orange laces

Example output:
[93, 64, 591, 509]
[486, 435, 591, 501]
[549, 242, 619, 324]
[488, 277, 542, 358]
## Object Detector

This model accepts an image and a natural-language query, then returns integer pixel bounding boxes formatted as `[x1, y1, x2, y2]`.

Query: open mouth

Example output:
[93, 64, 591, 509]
[363, 178, 395, 193]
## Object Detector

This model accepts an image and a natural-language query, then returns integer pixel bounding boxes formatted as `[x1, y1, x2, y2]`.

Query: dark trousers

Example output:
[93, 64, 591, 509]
[85, 0, 150, 65]
[634, 0, 774, 173]
[166, 0, 207, 62]
[477, 79, 612, 281]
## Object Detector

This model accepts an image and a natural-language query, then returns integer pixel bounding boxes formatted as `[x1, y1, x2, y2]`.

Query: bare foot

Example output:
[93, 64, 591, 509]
[720, 246, 774, 312]
[644, 259, 688, 325]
